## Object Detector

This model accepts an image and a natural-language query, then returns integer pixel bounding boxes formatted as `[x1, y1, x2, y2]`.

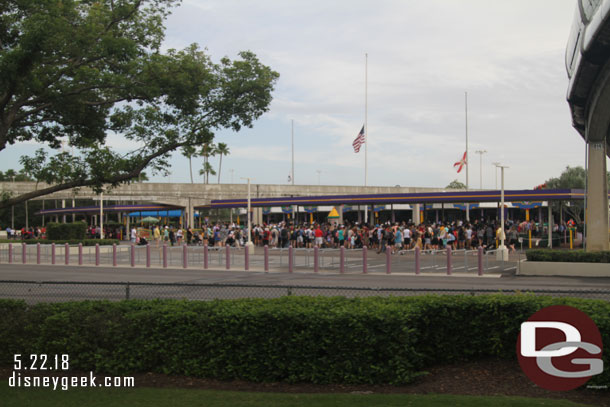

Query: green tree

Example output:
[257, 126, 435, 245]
[181, 145, 197, 184]
[0, 1, 279, 208]
[199, 162, 216, 183]
[200, 142, 216, 184]
[215, 142, 230, 184]
[0, 169, 33, 182]
[542, 165, 610, 223]
[446, 179, 467, 189]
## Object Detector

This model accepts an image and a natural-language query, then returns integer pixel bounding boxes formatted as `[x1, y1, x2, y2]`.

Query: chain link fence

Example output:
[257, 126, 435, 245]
[0, 280, 608, 304]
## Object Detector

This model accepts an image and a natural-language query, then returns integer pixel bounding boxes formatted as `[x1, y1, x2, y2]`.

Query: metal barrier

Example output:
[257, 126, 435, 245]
[0, 243, 518, 275]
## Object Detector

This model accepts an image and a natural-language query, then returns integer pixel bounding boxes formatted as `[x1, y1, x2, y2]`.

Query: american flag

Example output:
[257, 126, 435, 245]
[453, 151, 467, 173]
[352, 126, 365, 153]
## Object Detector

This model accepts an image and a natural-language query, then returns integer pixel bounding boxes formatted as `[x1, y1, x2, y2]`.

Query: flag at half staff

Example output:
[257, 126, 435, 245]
[352, 126, 365, 153]
[454, 151, 467, 173]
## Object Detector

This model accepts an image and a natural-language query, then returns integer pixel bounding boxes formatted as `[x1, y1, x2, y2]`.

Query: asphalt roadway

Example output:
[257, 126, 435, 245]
[1, 263, 610, 291]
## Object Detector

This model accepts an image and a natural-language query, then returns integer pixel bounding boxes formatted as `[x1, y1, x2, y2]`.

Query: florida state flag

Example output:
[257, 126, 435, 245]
[454, 151, 467, 173]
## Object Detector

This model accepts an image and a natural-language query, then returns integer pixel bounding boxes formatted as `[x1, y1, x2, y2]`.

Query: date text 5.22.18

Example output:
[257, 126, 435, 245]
[13, 354, 69, 371]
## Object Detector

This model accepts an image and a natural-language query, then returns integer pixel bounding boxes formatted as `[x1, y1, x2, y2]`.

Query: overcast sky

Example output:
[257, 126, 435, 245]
[6, 0, 604, 190]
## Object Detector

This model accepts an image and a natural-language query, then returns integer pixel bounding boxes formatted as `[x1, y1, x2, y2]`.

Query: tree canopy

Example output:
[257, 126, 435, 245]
[0, 0, 279, 208]
[542, 166, 610, 223]
[543, 165, 610, 190]
[445, 179, 467, 189]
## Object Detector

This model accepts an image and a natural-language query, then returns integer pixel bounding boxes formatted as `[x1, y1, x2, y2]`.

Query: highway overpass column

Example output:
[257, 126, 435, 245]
[586, 141, 610, 251]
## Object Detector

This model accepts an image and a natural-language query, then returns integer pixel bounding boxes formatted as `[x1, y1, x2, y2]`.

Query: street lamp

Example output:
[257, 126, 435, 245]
[492, 162, 500, 189]
[475, 150, 487, 189]
[99, 192, 104, 240]
[316, 170, 322, 185]
[495, 164, 509, 261]
[240, 177, 254, 253]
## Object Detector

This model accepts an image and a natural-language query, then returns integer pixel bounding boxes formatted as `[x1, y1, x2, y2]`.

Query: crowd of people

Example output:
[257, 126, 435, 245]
[6, 218, 580, 254]
[136, 217, 578, 254]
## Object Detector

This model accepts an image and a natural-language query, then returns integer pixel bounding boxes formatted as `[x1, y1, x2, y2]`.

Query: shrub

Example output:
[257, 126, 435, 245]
[0, 239, 119, 246]
[526, 249, 610, 263]
[0, 296, 607, 386]
[45, 222, 87, 240]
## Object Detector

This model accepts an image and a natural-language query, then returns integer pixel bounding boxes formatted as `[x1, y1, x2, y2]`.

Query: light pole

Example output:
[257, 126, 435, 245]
[241, 177, 254, 253]
[492, 162, 500, 189]
[99, 192, 104, 240]
[316, 170, 322, 185]
[495, 164, 509, 261]
[475, 150, 487, 189]
[291, 119, 295, 186]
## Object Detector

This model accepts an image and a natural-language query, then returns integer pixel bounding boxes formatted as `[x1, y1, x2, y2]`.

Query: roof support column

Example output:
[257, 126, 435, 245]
[188, 197, 194, 229]
[412, 204, 420, 225]
[548, 203, 553, 249]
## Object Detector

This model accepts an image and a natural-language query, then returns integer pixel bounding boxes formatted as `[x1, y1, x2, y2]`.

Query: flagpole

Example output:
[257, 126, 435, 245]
[291, 119, 294, 186]
[465, 91, 470, 222]
[364, 53, 368, 224]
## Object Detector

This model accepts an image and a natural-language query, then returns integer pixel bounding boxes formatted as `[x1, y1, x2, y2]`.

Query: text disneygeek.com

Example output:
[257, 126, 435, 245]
[9, 371, 135, 391]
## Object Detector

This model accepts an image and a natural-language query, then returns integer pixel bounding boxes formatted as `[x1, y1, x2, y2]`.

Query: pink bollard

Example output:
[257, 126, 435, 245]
[163, 244, 168, 268]
[447, 246, 452, 275]
[340, 246, 345, 274]
[65, 243, 69, 265]
[37, 243, 41, 265]
[478, 246, 484, 276]
[225, 245, 231, 270]
[314, 246, 319, 273]
[130, 244, 135, 267]
[78, 243, 83, 265]
[51, 243, 55, 265]
[203, 244, 208, 269]
[183, 244, 188, 269]
[362, 246, 367, 274]
[22, 243, 26, 264]
[112, 244, 117, 267]
[386, 246, 391, 274]
[245, 245, 249, 271]
[95, 243, 100, 266]
[288, 245, 293, 273]
[264, 245, 269, 272]
[415, 246, 421, 275]
[146, 244, 151, 268]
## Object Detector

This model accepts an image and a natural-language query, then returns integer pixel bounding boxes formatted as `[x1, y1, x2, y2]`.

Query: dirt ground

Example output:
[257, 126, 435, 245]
[2, 359, 608, 406]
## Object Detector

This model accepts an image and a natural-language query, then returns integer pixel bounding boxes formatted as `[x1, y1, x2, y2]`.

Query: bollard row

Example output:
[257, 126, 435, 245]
[2, 243, 487, 275]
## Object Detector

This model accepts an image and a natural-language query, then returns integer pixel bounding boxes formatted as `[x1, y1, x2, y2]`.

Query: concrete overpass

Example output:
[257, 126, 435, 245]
[566, 0, 610, 250]
[1, 181, 445, 227]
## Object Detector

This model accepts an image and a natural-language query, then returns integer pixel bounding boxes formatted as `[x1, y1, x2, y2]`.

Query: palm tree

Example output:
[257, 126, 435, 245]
[181, 145, 197, 184]
[200, 143, 216, 184]
[199, 162, 216, 184]
[215, 143, 230, 184]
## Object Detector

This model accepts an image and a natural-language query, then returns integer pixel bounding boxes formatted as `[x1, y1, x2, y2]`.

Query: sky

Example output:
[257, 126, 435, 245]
[4, 0, 605, 190]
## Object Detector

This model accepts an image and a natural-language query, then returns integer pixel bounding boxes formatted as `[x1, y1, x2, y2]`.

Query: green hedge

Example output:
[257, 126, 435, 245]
[45, 222, 87, 240]
[0, 239, 119, 246]
[527, 249, 610, 263]
[0, 296, 608, 386]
